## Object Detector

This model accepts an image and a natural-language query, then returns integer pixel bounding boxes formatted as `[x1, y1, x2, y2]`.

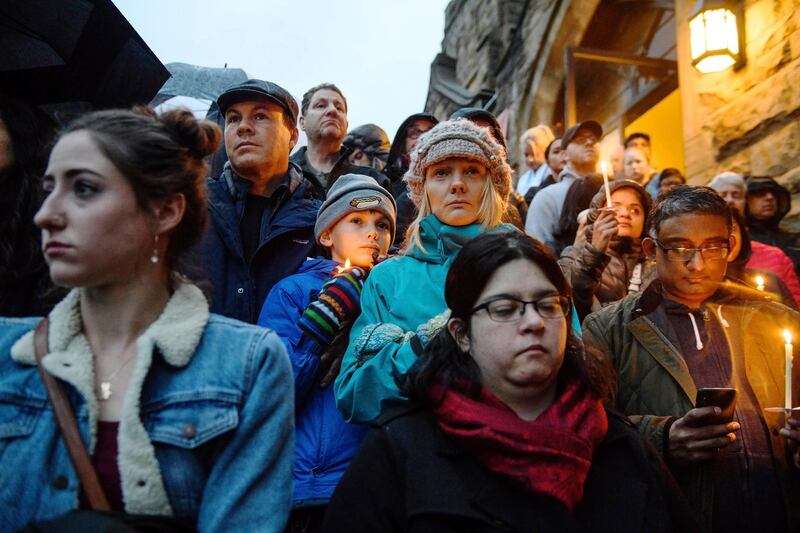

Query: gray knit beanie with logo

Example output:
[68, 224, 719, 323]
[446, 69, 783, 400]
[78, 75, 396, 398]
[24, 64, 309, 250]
[314, 173, 397, 243]
[403, 119, 513, 208]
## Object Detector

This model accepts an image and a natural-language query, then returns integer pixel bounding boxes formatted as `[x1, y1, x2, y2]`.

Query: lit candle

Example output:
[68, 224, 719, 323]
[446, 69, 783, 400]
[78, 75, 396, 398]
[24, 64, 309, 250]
[785, 330, 793, 410]
[336, 258, 351, 274]
[755, 275, 765, 291]
[600, 161, 612, 208]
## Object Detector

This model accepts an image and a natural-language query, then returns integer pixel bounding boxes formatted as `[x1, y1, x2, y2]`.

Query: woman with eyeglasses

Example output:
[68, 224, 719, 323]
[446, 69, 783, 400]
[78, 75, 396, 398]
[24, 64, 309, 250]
[323, 231, 690, 533]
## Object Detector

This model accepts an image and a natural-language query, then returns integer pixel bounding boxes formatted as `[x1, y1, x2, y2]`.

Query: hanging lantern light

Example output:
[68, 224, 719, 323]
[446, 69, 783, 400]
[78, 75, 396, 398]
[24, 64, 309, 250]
[689, 0, 744, 74]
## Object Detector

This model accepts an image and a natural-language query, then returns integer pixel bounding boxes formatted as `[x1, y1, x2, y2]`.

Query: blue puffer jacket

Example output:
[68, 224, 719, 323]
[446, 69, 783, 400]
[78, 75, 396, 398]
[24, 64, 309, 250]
[0, 283, 294, 532]
[258, 258, 368, 506]
[196, 162, 321, 324]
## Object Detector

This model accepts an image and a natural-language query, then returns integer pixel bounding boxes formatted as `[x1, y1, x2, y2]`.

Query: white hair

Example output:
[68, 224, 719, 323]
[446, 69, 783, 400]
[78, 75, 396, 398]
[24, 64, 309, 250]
[519, 124, 554, 153]
[708, 171, 745, 192]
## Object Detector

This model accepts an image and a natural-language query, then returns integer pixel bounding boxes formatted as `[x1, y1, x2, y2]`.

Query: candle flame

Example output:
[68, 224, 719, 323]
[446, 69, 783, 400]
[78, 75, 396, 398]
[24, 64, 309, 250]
[755, 275, 765, 288]
[336, 258, 351, 274]
[784, 329, 792, 345]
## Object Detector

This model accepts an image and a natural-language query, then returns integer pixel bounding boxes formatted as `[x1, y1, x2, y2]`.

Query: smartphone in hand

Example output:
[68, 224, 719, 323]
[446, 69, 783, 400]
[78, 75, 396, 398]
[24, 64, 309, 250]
[696, 387, 737, 422]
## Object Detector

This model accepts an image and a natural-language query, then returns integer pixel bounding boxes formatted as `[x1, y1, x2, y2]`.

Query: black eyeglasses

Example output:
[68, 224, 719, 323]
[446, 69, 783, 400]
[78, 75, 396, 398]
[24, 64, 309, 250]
[654, 240, 729, 262]
[470, 296, 570, 323]
[406, 127, 430, 140]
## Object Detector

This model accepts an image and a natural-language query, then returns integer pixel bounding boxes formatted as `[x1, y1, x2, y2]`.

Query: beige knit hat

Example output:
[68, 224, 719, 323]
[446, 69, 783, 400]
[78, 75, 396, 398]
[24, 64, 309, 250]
[403, 119, 512, 208]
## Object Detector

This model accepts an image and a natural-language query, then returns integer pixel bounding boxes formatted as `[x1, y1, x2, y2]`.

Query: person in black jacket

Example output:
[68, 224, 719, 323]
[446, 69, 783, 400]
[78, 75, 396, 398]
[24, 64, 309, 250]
[323, 231, 693, 533]
[384, 113, 438, 246]
[343, 123, 391, 172]
[290, 83, 390, 199]
[196, 79, 321, 323]
[745, 175, 800, 273]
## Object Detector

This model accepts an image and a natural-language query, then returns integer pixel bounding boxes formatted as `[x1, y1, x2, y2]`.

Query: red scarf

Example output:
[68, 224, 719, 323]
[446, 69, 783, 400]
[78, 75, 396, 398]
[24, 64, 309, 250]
[429, 376, 608, 511]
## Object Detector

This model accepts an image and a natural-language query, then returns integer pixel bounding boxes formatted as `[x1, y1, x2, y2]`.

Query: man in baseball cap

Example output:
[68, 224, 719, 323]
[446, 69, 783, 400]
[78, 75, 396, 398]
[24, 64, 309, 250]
[196, 79, 321, 324]
[525, 120, 603, 253]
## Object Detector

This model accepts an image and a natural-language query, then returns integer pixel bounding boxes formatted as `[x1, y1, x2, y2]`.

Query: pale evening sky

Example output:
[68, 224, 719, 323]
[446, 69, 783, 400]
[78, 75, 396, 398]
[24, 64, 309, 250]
[115, 0, 448, 142]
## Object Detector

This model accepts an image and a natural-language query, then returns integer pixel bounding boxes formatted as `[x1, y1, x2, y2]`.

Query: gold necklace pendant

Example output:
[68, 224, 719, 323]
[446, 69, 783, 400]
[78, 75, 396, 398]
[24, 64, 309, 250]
[99, 382, 112, 401]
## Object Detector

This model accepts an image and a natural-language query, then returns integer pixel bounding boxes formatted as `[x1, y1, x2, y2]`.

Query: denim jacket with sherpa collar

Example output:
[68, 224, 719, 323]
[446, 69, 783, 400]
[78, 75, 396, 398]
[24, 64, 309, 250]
[0, 283, 294, 532]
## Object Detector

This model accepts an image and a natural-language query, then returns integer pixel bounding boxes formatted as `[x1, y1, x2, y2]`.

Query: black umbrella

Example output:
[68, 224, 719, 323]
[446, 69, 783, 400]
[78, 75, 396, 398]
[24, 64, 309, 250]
[155, 62, 249, 104]
[0, 0, 169, 108]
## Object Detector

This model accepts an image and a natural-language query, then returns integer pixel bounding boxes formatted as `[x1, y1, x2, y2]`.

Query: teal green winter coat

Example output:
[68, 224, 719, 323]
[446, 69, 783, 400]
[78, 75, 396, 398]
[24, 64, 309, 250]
[334, 215, 487, 423]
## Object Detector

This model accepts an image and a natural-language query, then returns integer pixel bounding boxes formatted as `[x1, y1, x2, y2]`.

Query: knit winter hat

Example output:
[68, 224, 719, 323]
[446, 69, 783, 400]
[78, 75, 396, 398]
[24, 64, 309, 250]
[403, 119, 512, 208]
[314, 173, 397, 244]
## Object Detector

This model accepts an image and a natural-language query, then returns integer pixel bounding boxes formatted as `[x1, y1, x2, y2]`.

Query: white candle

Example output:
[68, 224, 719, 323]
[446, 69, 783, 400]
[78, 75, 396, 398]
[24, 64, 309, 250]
[755, 275, 765, 291]
[785, 330, 793, 410]
[600, 161, 612, 208]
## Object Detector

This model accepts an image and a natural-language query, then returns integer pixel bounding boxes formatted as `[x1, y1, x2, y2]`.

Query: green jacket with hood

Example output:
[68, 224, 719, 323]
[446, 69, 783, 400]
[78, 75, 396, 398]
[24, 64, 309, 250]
[583, 281, 800, 531]
[334, 215, 486, 423]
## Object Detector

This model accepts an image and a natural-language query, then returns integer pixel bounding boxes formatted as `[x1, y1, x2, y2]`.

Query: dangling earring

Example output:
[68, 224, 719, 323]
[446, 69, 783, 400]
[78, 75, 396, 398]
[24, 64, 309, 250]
[150, 234, 159, 264]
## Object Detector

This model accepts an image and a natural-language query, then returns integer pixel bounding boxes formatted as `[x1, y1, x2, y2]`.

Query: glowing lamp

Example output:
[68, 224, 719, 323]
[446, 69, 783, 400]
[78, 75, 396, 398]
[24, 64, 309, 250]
[688, 0, 744, 73]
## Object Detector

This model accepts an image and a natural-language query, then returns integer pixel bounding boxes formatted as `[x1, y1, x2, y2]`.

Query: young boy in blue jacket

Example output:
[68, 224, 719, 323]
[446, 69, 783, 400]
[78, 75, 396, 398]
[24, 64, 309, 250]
[258, 173, 396, 532]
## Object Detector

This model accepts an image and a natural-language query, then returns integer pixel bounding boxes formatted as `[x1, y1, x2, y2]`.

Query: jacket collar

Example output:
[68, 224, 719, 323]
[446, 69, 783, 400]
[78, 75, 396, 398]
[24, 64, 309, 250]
[207, 164, 318, 260]
[11, 282, 209, 369]
[403, 215, 512, 265]
[221, 161, 304, 202]
[10, 282, 208, 516]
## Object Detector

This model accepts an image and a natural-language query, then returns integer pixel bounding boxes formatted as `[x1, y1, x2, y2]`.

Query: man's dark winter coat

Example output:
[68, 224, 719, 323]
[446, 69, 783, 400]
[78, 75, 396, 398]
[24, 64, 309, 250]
[195, 162, 320, 323]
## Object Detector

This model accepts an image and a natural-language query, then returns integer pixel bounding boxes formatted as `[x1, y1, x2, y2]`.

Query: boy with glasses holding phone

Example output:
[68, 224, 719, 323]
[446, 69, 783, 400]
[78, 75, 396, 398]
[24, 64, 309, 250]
[584, 186, 800, 532]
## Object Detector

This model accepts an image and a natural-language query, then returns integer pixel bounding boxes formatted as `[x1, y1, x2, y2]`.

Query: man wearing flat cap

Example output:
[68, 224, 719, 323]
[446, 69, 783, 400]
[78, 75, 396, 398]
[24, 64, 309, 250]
[525, 120, 602, 253]
[197, 79, 321, 323]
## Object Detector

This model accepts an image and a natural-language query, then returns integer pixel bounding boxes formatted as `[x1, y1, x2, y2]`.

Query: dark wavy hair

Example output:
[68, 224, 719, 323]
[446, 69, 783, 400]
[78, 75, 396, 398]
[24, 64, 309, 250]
[400, 230, 616, 405]
[0, 94, 58, 313]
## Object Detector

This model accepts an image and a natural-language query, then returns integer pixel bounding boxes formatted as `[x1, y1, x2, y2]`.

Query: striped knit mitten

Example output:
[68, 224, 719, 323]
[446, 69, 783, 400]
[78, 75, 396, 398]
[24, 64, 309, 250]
[298, 267, 368, 347]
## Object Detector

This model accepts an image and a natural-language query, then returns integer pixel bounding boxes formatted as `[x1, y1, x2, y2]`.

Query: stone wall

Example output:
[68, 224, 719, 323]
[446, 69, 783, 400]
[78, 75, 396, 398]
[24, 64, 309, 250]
[428, 0, 800, 221]
[427, 0, 601, 166]
[676, 0, 800, 225]
[425, 0, 525, 121]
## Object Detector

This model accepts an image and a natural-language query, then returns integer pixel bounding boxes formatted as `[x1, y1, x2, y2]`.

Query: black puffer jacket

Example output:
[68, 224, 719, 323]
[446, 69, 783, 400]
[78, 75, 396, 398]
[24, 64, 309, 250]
[559, 180, 655, 320]
[323, 405, 695, 533]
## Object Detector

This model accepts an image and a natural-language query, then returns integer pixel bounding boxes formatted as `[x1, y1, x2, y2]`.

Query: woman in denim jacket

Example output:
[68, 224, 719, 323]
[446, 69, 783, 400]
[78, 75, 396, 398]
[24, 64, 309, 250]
[0, 108, 293, 532]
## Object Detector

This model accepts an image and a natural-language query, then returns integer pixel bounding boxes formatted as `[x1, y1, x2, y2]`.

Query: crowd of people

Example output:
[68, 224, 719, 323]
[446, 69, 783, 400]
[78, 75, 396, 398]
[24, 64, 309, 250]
[1, 77, 799, 533]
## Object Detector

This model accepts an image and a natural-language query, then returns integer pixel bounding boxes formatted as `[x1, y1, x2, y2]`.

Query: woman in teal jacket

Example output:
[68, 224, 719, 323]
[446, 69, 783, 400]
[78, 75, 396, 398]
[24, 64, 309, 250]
[335, 119, 513, 423]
